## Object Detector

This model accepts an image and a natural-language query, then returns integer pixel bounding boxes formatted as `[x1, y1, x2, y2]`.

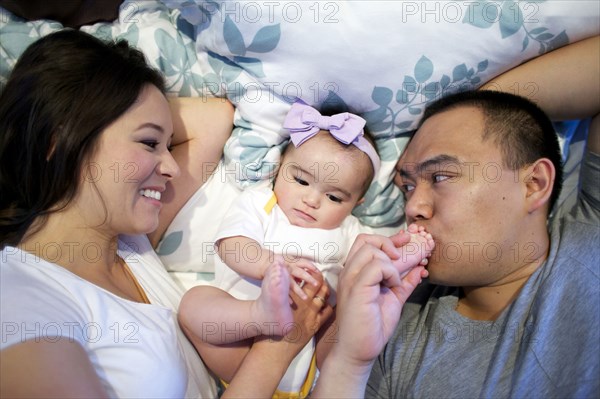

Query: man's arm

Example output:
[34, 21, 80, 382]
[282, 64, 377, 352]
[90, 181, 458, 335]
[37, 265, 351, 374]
[481, 35, 599, 153]
[310, 233, 426, 397]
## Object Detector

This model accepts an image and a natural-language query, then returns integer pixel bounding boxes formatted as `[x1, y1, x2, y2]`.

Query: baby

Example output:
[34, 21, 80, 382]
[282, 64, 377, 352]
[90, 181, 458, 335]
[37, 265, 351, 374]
[179, 100, 434, 397]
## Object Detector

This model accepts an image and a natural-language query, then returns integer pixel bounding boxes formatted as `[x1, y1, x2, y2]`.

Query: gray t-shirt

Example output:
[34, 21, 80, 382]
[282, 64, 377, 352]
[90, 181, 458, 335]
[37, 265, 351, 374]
[366, 151, 600, 398]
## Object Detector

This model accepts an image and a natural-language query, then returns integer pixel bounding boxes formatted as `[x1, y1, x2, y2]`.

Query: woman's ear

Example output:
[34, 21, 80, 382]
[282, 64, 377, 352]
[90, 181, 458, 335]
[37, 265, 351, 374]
[356, 197, 366, 206]
[523, 158, 555, 213]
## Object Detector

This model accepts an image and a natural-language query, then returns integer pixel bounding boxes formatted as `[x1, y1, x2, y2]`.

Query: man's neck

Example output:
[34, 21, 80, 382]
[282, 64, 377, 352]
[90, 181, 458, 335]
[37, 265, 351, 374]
[457, 274, 533, 320]
[456, 212, 551, 321]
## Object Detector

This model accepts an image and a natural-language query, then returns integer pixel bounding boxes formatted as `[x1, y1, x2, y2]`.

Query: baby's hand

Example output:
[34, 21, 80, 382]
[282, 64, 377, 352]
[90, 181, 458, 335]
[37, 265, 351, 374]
[285, 258, 320, 300]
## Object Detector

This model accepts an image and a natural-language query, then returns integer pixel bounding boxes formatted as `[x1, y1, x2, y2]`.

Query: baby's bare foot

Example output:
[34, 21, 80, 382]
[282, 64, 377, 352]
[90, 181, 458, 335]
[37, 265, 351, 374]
[401, 224, 435, 267]
[252, 261, 293, 336]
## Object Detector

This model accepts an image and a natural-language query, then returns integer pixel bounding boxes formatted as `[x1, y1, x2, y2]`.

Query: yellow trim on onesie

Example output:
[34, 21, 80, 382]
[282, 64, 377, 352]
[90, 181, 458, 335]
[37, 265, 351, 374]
[264, 192, 278, 215]
[220, 352, 318, 399]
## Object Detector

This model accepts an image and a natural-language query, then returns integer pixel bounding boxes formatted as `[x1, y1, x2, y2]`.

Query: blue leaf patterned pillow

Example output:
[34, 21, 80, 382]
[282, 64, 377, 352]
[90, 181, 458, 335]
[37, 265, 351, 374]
[0, 0, 205, 97]
[166, 0, 599, 226]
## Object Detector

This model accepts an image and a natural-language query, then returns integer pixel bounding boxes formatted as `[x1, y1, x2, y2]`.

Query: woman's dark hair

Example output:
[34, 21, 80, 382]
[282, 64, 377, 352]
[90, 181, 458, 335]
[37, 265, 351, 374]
[416, 90, 563, 213]
[0, 29, 165, 248]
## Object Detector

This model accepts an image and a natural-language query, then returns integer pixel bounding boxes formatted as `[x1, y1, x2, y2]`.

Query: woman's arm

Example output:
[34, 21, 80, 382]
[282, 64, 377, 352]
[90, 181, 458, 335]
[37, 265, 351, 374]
[221, 270, 333, 398]
[0, 340, 108, 398]
[482, 35, 599, 154]
[149, 97, 234, 247]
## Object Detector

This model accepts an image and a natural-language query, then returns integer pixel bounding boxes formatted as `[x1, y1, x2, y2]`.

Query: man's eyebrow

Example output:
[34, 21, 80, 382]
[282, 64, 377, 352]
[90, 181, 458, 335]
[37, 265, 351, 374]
[399, 154, 461, 178]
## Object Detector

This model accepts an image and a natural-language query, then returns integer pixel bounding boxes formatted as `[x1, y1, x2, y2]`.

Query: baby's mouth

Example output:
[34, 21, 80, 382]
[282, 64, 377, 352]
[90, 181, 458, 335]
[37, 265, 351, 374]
[293, 208, 316, 222]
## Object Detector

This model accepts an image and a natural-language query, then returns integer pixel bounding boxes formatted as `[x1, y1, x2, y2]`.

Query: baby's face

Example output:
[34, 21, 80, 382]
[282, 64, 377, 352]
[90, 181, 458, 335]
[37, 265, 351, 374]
[274, 133, 370, 229]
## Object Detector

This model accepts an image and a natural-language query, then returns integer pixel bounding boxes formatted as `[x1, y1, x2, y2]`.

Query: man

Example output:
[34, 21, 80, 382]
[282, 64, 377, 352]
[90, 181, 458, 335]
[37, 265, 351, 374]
[310, 35, 598, 398]
[365, 37, 599, 398]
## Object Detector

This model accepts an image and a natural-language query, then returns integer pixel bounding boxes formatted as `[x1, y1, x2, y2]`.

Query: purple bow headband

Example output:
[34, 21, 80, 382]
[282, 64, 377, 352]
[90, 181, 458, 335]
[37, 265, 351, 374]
[283, 101, 380, 175]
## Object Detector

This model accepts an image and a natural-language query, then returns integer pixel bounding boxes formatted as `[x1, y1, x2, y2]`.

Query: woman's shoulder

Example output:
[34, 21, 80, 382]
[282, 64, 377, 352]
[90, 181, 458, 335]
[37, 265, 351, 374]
[0, 246, 90, 349]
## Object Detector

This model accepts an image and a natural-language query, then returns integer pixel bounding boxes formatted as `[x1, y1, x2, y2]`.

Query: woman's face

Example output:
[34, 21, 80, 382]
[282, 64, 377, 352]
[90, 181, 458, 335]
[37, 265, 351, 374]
[76, 85, 179, 236]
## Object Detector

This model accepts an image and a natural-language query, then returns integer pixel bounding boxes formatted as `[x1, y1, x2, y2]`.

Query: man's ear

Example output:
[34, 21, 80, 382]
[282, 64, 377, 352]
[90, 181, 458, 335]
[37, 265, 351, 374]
[523, 158, 555, 213]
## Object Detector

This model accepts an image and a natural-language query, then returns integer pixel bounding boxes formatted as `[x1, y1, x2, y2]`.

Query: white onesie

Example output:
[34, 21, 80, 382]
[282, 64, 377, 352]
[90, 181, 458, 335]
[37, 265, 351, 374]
[213, 185, 361, 396]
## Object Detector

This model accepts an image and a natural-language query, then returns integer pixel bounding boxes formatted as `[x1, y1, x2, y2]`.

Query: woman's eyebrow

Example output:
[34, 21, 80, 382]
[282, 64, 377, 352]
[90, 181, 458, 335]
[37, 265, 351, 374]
[135, 122, 165, 133]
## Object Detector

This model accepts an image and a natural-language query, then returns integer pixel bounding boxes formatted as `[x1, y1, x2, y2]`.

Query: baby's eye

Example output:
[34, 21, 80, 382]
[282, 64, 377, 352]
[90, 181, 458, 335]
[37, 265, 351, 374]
[327, 194, 342, 203]
[294, 176, 308, 186]
[142, 140, 159, 149]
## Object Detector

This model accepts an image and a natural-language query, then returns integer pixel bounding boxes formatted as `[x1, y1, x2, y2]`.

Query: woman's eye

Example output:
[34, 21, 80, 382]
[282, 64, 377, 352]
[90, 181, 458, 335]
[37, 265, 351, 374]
[294, 176, 308, 186]
[327, 194, 342, 203]
[142, 140, 159, 149]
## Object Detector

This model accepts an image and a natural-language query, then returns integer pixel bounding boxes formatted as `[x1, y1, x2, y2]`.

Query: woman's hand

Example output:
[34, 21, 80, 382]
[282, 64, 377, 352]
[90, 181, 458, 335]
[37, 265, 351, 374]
[221, 270, 333, 398]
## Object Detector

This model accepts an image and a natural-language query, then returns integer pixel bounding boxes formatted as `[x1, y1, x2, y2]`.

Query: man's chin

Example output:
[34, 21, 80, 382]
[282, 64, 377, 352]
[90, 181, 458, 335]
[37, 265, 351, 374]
[423, 264, 461, 286]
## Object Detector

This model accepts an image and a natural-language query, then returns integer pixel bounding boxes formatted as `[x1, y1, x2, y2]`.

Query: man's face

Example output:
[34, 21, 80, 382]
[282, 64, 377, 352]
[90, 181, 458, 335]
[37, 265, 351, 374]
[395, 106, 535, 287]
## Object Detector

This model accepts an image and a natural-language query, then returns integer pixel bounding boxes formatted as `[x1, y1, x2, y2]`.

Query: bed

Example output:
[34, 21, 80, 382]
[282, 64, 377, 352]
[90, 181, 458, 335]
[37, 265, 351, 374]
[1, 0, 598, 290]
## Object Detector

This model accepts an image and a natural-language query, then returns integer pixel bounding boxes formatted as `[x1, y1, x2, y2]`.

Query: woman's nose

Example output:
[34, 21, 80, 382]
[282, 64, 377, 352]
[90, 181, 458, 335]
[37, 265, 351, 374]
[157, 151, 181, 180]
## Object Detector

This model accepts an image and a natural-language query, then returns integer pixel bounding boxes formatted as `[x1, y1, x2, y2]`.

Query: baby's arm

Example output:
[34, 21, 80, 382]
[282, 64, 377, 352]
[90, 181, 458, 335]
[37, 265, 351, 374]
[217, 235, 320, 298]
[217, 235, 273, 280]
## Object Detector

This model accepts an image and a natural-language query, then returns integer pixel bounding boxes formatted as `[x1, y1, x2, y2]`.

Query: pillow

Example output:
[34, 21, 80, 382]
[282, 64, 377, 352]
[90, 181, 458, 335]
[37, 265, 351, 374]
[0, 0, 205, 97]
[165, 0, 600, 226]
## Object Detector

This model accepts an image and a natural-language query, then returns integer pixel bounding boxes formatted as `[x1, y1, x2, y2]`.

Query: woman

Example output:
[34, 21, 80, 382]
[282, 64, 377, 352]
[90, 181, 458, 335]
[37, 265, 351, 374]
[0, 29, 331, 398]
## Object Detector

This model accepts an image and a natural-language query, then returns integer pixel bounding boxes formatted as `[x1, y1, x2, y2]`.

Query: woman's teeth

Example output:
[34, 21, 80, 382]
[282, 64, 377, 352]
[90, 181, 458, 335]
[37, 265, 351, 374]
[139, 189, 161, 201]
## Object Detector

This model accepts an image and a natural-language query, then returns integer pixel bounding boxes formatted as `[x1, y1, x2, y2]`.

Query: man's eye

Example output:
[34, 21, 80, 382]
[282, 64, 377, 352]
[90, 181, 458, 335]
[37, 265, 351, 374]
[433, 174, 450, 183]
[294, 177, 308, 186]
[327, 194, 342, 203]
[400, 183, 415, 193]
